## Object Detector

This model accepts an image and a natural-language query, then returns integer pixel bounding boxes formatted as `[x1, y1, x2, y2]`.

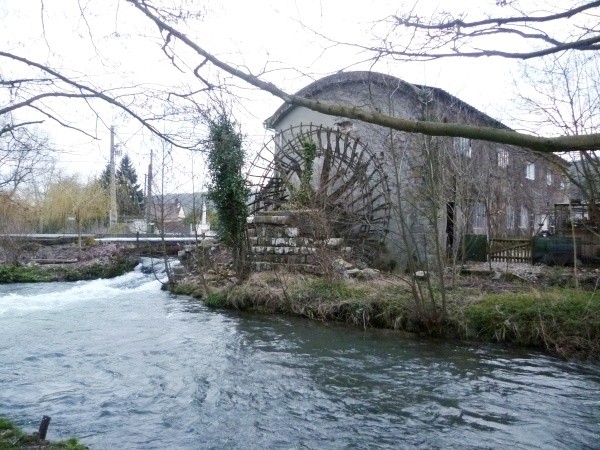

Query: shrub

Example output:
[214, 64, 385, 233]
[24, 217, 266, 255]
[292, 279, 367, 302]
[464, 289, 600, 358]
[203, 292, 228, 308]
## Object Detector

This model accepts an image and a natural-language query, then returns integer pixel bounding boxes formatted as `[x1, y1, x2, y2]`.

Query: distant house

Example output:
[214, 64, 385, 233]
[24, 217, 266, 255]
[149, 193, 213, 235]
[261, 71, 569, 267]
[149, 197, 186, 235]
[159, 193, 205, 218]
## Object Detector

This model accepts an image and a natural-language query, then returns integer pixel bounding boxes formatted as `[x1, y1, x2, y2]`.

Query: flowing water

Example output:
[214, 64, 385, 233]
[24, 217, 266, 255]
[0, 259, 598, 449]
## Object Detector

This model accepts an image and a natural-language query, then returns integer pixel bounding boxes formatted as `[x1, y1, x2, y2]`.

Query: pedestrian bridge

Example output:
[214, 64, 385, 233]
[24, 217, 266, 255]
[4, 233, 215, 256]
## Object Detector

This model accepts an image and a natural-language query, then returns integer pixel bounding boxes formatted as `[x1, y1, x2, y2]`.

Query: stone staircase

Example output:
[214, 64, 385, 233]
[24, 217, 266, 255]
[246, 210, 350, 272]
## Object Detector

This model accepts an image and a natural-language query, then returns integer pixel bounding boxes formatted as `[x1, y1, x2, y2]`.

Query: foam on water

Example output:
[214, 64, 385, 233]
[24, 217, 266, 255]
[0, 258, 172, 316]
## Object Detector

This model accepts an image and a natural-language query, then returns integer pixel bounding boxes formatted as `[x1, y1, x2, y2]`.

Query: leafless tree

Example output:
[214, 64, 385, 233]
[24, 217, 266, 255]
[2, 1, 599, 158]
[124, 0, 600, 152]
[0, 49, 212, 150]
[515, 52, 600, 223]
[0, 117, 53, 195]
[371, 1, 600, 60]
[0, 193, 37, 265]
[42, 175, 109, 257]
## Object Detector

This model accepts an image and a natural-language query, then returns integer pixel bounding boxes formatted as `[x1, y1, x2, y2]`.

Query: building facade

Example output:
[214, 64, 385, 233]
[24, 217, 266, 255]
[262, 71, 568, 268]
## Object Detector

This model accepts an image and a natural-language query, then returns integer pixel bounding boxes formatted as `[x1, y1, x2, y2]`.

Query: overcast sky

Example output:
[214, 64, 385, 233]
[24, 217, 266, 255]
[1, 0, 526, 191]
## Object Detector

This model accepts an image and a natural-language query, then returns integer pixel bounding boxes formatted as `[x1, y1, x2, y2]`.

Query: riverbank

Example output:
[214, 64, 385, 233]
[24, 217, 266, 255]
[171, 264, 600, 360]
[0, 242, 139, 283]
[0, 417, 87, 449]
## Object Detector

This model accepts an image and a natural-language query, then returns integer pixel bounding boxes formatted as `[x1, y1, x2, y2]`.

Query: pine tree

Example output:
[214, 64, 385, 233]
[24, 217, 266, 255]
[99, 154, 145, 219]
[117, 154, 145, 218]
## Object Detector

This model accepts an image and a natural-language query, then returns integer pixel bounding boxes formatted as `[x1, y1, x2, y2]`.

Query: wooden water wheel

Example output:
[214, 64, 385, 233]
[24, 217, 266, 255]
[246, 124, 390, 260]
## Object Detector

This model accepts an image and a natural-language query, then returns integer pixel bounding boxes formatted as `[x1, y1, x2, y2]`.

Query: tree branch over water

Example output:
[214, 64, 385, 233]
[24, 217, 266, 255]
[126, 0, 600, 152]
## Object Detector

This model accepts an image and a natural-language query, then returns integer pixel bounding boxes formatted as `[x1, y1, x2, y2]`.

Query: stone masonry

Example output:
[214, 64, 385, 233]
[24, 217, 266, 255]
[247, 210, 349, 272]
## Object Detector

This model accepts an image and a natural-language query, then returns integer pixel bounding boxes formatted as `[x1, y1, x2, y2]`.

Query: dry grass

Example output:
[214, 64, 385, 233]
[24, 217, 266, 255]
[172, 266, 600, 360]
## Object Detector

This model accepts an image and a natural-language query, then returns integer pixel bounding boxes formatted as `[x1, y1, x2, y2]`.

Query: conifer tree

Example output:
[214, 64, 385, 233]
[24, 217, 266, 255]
[100, 154, 145, 219]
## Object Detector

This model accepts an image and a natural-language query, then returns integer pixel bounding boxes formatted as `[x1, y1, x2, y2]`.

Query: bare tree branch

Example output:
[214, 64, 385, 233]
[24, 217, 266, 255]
[0, 120, 53, 194]
[0, 92, 97, 116]
[127, 0, 600, 152]
[0, 120, 44, 138]
[371, 36, 600, 60]
[379, 1, 600, 60]
[28, 104, 98, 140]
[0, 50, 200, 149]
[397, 1, 600, 30]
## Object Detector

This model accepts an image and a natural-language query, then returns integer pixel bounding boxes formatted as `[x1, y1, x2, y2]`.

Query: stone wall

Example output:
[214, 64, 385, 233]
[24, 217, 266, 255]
[247, 210, 349, 272]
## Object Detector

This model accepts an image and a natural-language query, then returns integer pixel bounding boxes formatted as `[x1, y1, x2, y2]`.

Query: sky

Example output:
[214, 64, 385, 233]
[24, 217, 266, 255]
[0, 0, 545, 192]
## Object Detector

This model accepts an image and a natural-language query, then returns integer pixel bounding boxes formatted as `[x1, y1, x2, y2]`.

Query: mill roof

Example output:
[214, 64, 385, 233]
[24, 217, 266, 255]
[264, 70, 508, 130]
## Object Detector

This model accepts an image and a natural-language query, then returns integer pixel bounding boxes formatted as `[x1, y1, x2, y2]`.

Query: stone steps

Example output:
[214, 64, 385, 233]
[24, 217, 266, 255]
[247, 211, 351, 272]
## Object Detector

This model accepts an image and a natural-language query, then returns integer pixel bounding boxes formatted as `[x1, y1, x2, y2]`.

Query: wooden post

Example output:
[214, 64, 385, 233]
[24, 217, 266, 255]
[38, 415, 51, 440]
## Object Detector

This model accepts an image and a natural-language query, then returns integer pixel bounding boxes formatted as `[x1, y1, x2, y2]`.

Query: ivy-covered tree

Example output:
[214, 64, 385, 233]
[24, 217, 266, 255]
[100, 154, 145, 219]
[207, 115, 249, 277]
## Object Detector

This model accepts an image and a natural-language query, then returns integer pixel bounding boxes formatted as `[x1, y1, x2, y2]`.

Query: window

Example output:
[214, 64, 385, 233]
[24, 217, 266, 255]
[497, 148, 509, 168]
[473, 202, 486, 229]
[546, 171, 553, 186]
[519, 206, 529, 229]
[560, 176, 567, 190]
[506, 205, 514, 230]
[454, 137, 471, 158]
[525, 162, 535, 180]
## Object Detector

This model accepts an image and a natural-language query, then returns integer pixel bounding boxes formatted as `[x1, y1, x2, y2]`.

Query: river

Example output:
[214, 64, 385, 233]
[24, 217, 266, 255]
[0, 259, 598, 449]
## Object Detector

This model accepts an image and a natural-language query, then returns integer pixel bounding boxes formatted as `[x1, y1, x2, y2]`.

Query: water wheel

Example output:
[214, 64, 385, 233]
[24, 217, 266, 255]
[246, 124, 390, 261]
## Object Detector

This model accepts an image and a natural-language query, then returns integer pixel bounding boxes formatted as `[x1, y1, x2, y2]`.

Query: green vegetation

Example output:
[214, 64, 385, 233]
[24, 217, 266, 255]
[0, 417, 87, 449]
[100, 153, 145, 219]
[0, 264, 53, 283]
[206, 115, 249, 277]
[464, 289, 600, 359]
[0, 257, 138, 283]
[173, 271, 600, 360]
[291, 279, 367, 302]
[293, 139, 317, 207]
[168, 279, 205, 298]
[203, 292, 228, 308]
[62, 257, 139, 281]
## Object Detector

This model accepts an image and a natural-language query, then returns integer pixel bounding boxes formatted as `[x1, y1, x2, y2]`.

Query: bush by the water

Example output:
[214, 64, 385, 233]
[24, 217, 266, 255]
[170, 270, 600, 359]
[464, 289, 600, 358]
[203, 292, 228, 308]
[0, 265, 52, 283]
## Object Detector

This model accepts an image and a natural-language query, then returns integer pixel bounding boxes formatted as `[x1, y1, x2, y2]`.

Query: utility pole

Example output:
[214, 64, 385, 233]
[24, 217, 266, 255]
[109, 126, 118, 228]
[145, 149, 153, 233]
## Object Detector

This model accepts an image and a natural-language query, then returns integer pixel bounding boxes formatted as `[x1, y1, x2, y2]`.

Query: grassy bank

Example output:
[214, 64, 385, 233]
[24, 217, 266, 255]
[0, 417, 87, 449]
[171, 272, 600, 360]
[464, 289, 600, 359]
[0, 256, 139, 283]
